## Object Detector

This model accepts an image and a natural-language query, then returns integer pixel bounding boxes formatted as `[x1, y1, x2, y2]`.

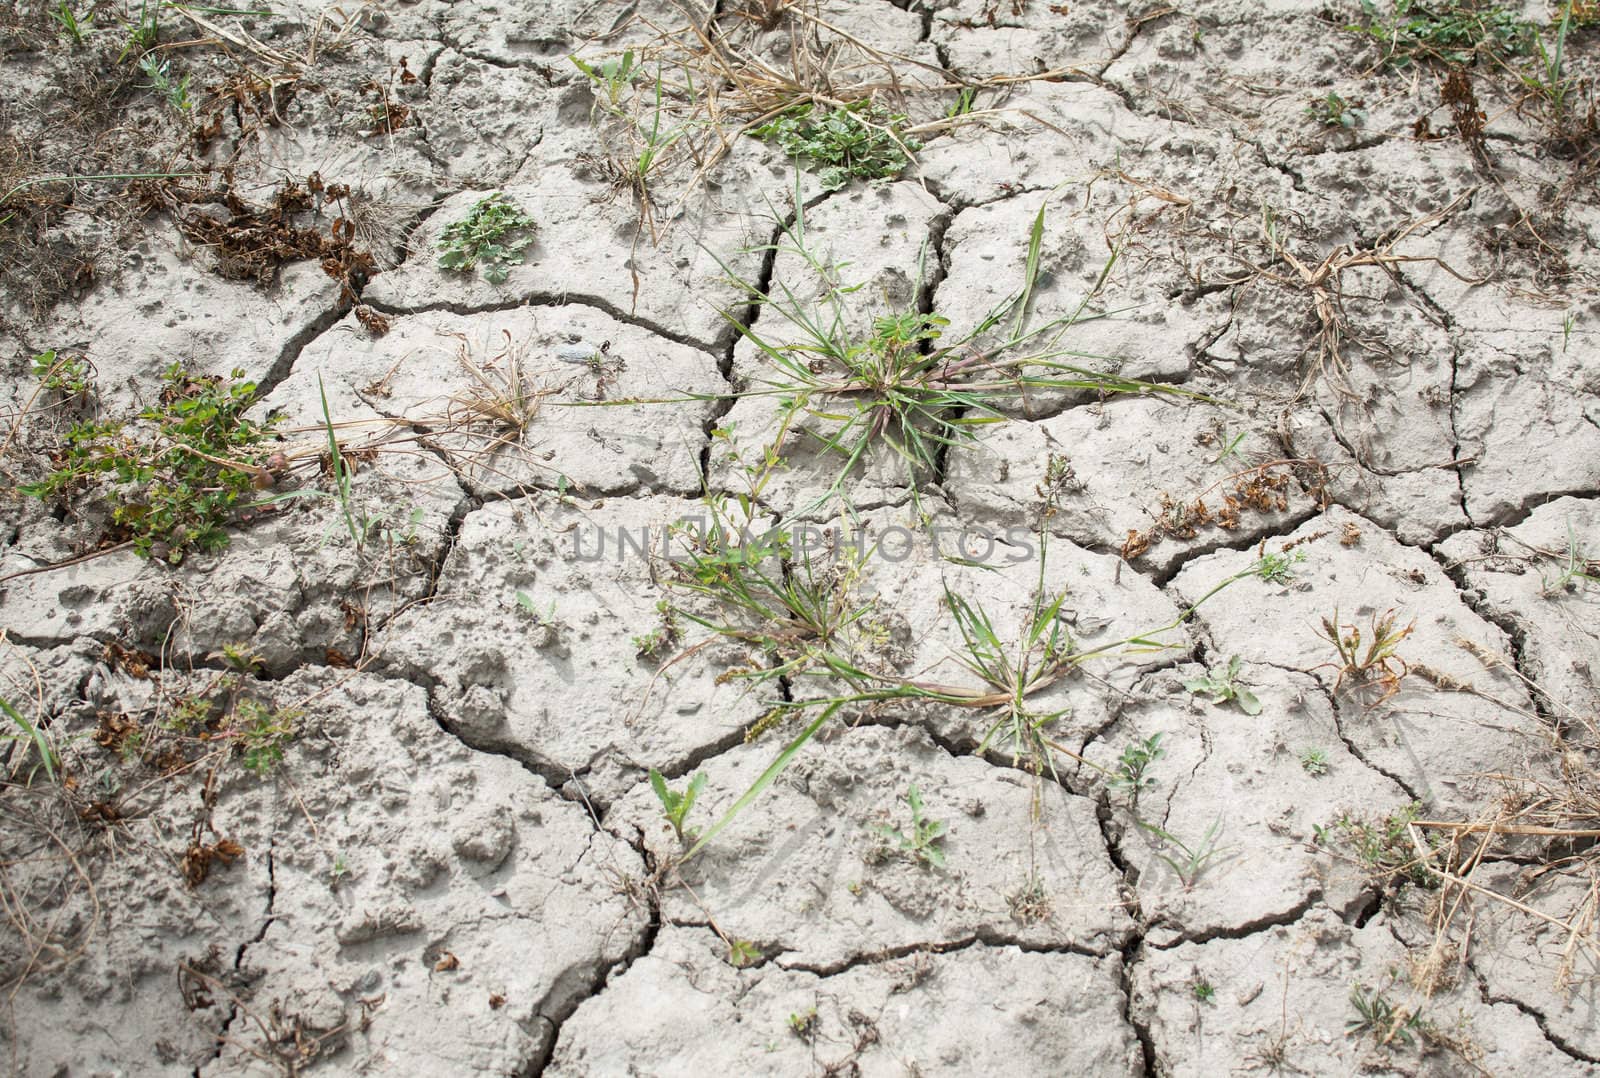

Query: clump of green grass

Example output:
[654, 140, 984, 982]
[705, 195, 1205, 514]
[22, 363, 280, 563]
[1, 694, 59, 783]
[873, 784, 948, 868]
[436, 193, 537, 284]
[752, 101, 920, 191]
[667, 503, 1277, 862]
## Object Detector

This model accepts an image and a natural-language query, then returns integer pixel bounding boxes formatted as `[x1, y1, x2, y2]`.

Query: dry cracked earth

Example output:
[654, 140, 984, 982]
[2, 0, 1600, 1074]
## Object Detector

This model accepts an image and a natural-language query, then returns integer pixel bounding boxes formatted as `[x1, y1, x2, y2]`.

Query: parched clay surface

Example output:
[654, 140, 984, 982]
[3, 0, 1600, 1074]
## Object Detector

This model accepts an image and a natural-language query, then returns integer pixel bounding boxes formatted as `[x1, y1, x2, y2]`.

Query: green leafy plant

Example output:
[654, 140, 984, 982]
[1136, 816, 1231, 890]
[1345, 0, 1536, 69]
[1109, 733, 1165, 804]
[1307, 91, 1366, 129]
[1300, 747, 1330, 776]
[122, 0, 162, 57]
[875, 784, 948, 868]
[436, 193, 537, 284]
[676, 542, 1277, 863]
[1193, 978, 1217, 1004]
[650, 768, 708, 842]
[1184, 655, 1263, 715]
[22, 363, 280, 563]
[727, 938, 761, 967]
[752, 100, 921, 191]
[1255, 548, 1305, 584]
[1525, 1, 1577, 114]
[32, 350, 92, 397]
[1335, 802, 1438, 887]
[230, 698, 299, 774]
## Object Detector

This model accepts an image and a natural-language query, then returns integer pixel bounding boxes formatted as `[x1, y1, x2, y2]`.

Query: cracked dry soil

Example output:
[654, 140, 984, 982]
[2, 0, 1600, 1074]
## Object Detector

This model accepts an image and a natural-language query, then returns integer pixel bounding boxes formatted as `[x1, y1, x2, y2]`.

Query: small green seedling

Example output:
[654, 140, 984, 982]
[1193, 978, 1216, 1004]
[1185, 655, 1262, 716]
[876, 784, 948, 868]
[649, 768, 707, 842]
[1109, 733, 1164, 805]
[436, 193, 537, 284]
[631, 600, 682, 660]
[515, 590, 557, 624]
[32, 350, 91, 397]
[787, 1008, 818, 1041]
[231, 698, 298, 774]
[1299, 747, 1330, 776]
[569, 50, 639, 113]
[1255, 548, 1305, 584]
[138, 53, 192, 112]
[51, 1, 93, 45]
[727, 938, 761, 968]
[1, 694, 58, 783]
[1347, 983, 1421, 1047]
[1307, 91, 1366, 129]
[1136, 816, 1231, 890]
[1539, 520, 1597, 596]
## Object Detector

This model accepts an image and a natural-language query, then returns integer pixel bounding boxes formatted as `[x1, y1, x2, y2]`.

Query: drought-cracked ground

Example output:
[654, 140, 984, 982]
[2, 0, 1600, 1074]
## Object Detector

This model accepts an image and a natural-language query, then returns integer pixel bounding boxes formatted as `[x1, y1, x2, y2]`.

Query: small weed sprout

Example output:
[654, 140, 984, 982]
[1347, 983, 1421, 1047]
[1307, 91, 1366, 129]
[1345, 0, 1536, 69]
[1335, 802, 1437, 888]
[1192, 977, 1217, 1004]
[787, 1007, 818, 1041]
[1136, 816, 1231, 891]
[569, 50, 640, 113]
[1256, 548, 1306, 584]
[727, 938, 761, 968]
[32, 349, 92, 397]
[1184, 655, 1263, 716]
[51, 1, 93, 44]
[1316, 608, 1415, 701]
[1109, 733, 1164, 805]
[1539, 520, 1598, 596]
[230, 698, 299, 774]
[876, 785, 949, 869]
[436, 193, 537, 284]
[752, 101, 921, 191]
[649, 768, 707, 843]
[1299, 747, 1330, 776]
[1, 694, 59, 783]
[138, 54, 192, 112]
[632, 600, 682, 660]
